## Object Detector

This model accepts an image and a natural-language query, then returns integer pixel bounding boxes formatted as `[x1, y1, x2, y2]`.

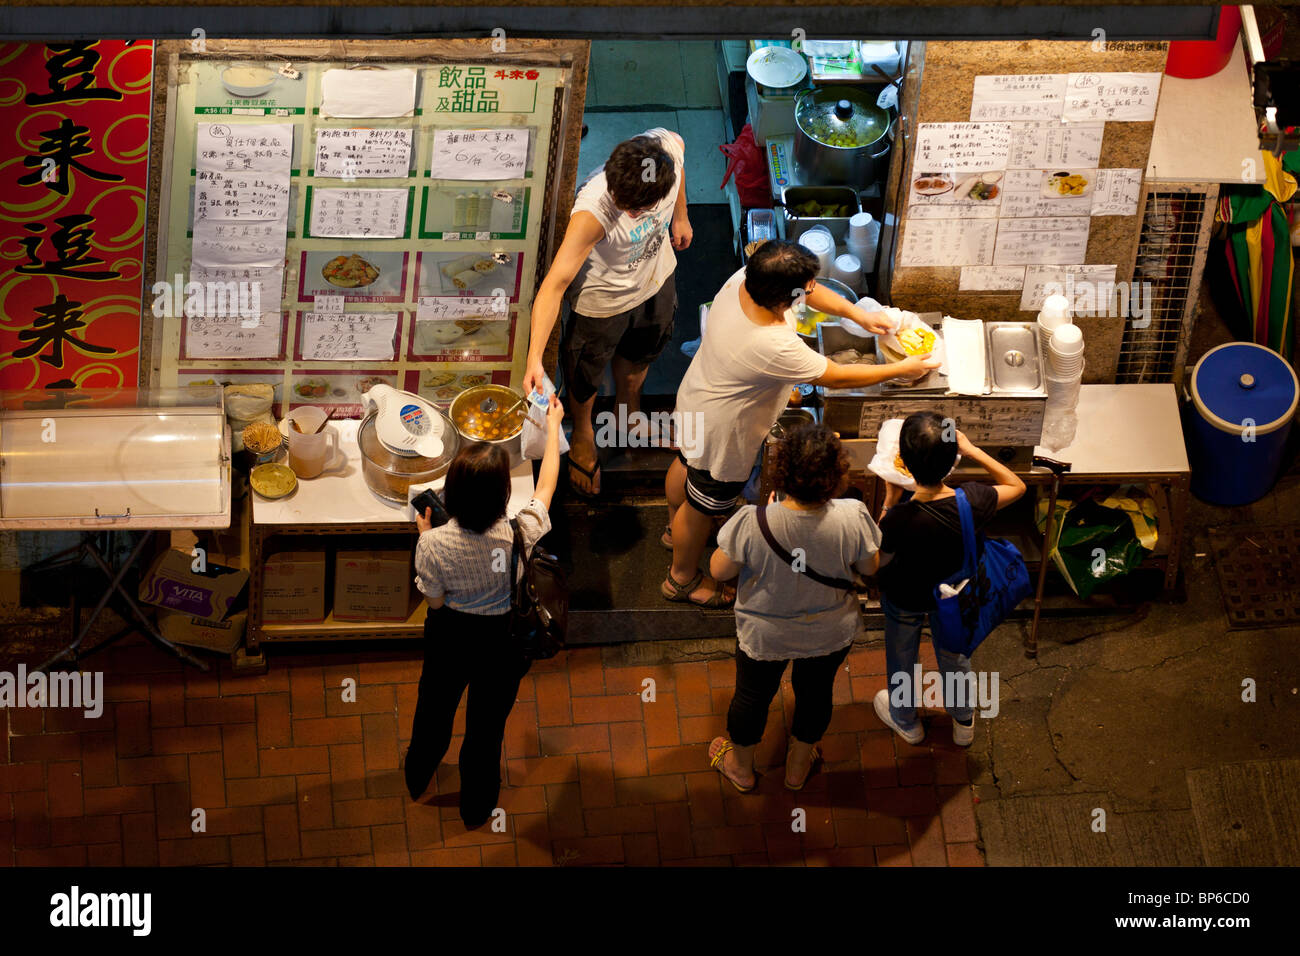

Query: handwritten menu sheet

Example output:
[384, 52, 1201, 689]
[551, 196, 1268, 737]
[194, 170, 291, 222]
[299, 312, 399, 360]
[416, 295, 509, 323]
[1089, 168, 1143, 216]
[188, 263, 285, 318]
[1020, 264, 1118, 311]
[314, 128, 414, 178]
[1063, 73, 1161, 123]
[309, 188, 409, 238]
[959, 265, 1027, 291]
[320, 68, 417, 118]
[994, 218, 1091, 266]
[1007, 122, 1103, 169]
[900, 219, 998, 267]
[430, 128, 529, 180]
[185, 312, 282, 359]
[970, 75, 1068, 122]
[191, 221, 285, 267]
[196, 123, 294, 172]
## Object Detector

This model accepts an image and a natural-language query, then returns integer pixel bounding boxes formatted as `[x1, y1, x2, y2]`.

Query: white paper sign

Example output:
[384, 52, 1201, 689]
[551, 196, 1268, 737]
[416, 295, 510, 322]
[900, 219, 999, 267]
[959, 265, 1027, 291]
[994, 217, 1091, 265]
[191, 220, 285, 267]
[998, 169, 1094, 219]
[915, 123, 1013, 173]
[430, 128, 529, 180]
[970, 75, 1068, 122]
[907, 170, 1004, 218]
[187, 264, 284, 318]
[314, 128, 414, 178]
[185, 312, 282, 359]
[1007, 122, 1104, 169]
[309, 188, 408, 238]
[1089, 168, 1144, 216]
[196, 122, 294, 172]
[313, 295, 345, 313]
[300, 312, 399, 360]
[320, 68, 417, 118]
[1020, 264, 1119, 311]
[1063, 72, 1161, 123]
[194, 169, 290, 222]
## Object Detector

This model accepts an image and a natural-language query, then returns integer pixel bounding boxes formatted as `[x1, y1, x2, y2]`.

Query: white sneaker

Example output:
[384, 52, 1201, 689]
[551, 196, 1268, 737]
[952, 717, 975, 748]
[873, 689, 925, 745]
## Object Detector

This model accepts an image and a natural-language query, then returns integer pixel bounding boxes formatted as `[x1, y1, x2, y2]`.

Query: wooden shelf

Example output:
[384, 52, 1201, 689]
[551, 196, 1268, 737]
[259, 603, 426, 641]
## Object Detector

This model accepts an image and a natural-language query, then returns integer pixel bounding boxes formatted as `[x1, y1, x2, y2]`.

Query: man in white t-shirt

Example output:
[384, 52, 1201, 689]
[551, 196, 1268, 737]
[523, 128, 690, 496]
[662, 240, 939, 607]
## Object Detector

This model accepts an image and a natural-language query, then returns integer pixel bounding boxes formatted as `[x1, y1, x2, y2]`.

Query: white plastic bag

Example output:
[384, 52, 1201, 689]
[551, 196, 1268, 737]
[521, 376, 569, 461]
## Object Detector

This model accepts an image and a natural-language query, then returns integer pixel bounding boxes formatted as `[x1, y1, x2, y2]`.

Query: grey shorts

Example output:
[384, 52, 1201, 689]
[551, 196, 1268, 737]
[560, 273, 677, 404]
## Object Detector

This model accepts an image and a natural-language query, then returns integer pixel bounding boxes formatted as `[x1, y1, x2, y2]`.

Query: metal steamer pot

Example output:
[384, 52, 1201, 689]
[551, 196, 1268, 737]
[793, 87, 893, 187]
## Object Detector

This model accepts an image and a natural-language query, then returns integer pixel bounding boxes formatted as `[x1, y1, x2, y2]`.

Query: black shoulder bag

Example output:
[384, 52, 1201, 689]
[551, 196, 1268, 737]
[755, 505, 868, 595]
[508, 518, 569, 660]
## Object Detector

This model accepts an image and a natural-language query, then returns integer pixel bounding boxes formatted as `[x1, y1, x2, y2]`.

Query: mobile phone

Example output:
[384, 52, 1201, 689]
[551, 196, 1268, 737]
[411, 488, 450, 528]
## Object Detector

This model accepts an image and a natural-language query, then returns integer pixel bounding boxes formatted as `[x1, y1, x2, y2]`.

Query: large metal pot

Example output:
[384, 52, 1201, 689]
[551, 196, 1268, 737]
[793, 87, 891, 187]
[449, 385, 526, 467]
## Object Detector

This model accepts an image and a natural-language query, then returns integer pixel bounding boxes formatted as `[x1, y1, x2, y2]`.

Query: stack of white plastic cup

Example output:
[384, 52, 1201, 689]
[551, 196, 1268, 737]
[1047, 323, 1085, 377]
[845, 213, 879, 277]
[1037, 294, 1072, 350]
[831, 254, 864, 294]
[798, 227, 835, 277]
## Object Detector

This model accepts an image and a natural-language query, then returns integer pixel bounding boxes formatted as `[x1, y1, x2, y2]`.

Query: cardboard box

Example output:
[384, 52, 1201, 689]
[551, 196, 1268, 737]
[158, 609, 248, 654]
[262, 551, 327, 623]
[334, 550, 412, 622]
[139, 548, 249, 623]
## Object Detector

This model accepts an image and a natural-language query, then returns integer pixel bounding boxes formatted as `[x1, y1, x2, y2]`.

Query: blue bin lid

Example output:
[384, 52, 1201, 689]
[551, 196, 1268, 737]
[1191, 342, 1298, 436]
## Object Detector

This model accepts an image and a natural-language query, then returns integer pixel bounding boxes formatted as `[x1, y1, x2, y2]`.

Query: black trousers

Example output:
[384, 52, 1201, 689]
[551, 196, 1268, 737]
[408, 605, 530, 824]
[726, 643, 853, 747]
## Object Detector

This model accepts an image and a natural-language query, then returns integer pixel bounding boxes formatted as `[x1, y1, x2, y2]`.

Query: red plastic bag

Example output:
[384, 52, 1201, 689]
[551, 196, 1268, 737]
[719, 124, 771, 208]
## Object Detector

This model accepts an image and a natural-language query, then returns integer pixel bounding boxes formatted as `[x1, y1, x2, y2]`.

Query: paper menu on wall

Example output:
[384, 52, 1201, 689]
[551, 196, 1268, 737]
[430, 129, 529, 180]
[194, 170, 291, 222]
[320, 68, 417, 118]
[191, 220, 286, 267]
[309, 188, 409, 238]
[1019, 265, 1119, 311]
[416, 295, 509, 322]
[1007, 122, 1103, 169]
[899, 219, 998, 267]
[914, 123, 1013, 172]
[993, 217, 1091, 265]
[1089, 168, 1143, 216]
[1063, 72, 1161, 123]
[196, 122, 294, 172]
[998, 169, 1094, 219]
[314, 128, 414, 178]
[184, 312, 283, 359]
[906, 171, 1003, 218]
[959, 265, 1026, 291]
[187, 263, 285, 316]
[969, 75, 1068, 122]
[299, 312, 399, 361]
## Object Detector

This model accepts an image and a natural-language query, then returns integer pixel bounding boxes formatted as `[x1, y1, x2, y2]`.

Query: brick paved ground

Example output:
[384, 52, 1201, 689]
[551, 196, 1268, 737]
[1, 637, 982, 866]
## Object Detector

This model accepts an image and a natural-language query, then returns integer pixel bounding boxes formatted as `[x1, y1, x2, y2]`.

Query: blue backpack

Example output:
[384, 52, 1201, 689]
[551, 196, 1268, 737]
[927, 487, 1032, 657]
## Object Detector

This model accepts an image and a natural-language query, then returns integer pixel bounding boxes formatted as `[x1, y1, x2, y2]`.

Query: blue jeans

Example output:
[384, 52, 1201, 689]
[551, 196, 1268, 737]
[881, 595, 974, 730]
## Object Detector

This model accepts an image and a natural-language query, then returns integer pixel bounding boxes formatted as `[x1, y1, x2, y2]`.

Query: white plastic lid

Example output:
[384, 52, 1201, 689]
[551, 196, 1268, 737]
[849, 212, 874, 227]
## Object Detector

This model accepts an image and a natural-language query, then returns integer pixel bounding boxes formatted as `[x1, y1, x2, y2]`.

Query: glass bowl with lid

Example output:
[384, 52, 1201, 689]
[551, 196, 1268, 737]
[357, 407, 459, 505]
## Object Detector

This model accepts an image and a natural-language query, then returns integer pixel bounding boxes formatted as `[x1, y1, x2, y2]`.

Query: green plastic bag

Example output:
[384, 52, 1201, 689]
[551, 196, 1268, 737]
[1035, 497, 1151, 599]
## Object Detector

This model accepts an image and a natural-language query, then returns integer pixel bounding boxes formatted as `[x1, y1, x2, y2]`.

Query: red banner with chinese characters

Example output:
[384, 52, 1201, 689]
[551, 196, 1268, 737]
[0, 40, 154, 391]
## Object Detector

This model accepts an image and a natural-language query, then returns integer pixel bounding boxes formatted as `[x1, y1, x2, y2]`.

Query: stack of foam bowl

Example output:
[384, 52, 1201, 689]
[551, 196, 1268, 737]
[797, 227, 835, 277]
[830, 253, 864, 294]
[1036, 294, 1072, 350]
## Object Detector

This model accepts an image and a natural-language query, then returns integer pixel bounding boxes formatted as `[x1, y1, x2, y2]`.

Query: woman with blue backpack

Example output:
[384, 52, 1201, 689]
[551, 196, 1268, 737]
[874, 412, 1028, 748]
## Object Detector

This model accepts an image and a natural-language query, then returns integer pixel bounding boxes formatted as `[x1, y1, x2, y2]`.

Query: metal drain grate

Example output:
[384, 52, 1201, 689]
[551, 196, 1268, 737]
[1209, 525, 1300, 628]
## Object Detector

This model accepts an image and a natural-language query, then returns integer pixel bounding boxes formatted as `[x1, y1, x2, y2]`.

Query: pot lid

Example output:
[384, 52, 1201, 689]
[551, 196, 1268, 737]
[1191, 342, 1298, 436]
[362, 383, 445, 458]
[746, 46, 807, 89]
[795, 88, 889, 149]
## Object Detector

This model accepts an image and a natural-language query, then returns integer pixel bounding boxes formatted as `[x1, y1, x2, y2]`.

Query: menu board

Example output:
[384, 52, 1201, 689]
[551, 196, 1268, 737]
[969, 75, 1068, 123]
[993, 218, 1091, 265]
[157, 56, 565, 412]
[1062, 72, 1161, 123]
[899, 219, 998, 267]
[1007, 122, 1103, 169]
[914, 123, 1013, 172]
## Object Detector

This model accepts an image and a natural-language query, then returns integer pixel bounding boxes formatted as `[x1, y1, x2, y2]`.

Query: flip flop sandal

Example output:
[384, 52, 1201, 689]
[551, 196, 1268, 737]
[709, 737, 757, 793]
[660, 525, 673, 550]
[566, 454, 601, 498]
[784, 738, 822, 792]
[660, 569, 735, 608]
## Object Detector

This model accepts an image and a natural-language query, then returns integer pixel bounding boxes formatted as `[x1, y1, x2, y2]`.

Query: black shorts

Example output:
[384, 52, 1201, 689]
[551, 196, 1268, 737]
[560, 273, 677, 404]
[679, 451, 746, 516]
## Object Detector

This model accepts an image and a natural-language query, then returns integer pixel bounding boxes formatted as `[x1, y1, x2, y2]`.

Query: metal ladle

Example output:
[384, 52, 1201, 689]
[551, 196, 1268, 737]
[479, 392, 528, 421]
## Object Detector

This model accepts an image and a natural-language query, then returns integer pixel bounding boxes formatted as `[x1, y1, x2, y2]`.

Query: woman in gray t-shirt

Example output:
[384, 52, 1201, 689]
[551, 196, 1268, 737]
[708, 425, 880, 792]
